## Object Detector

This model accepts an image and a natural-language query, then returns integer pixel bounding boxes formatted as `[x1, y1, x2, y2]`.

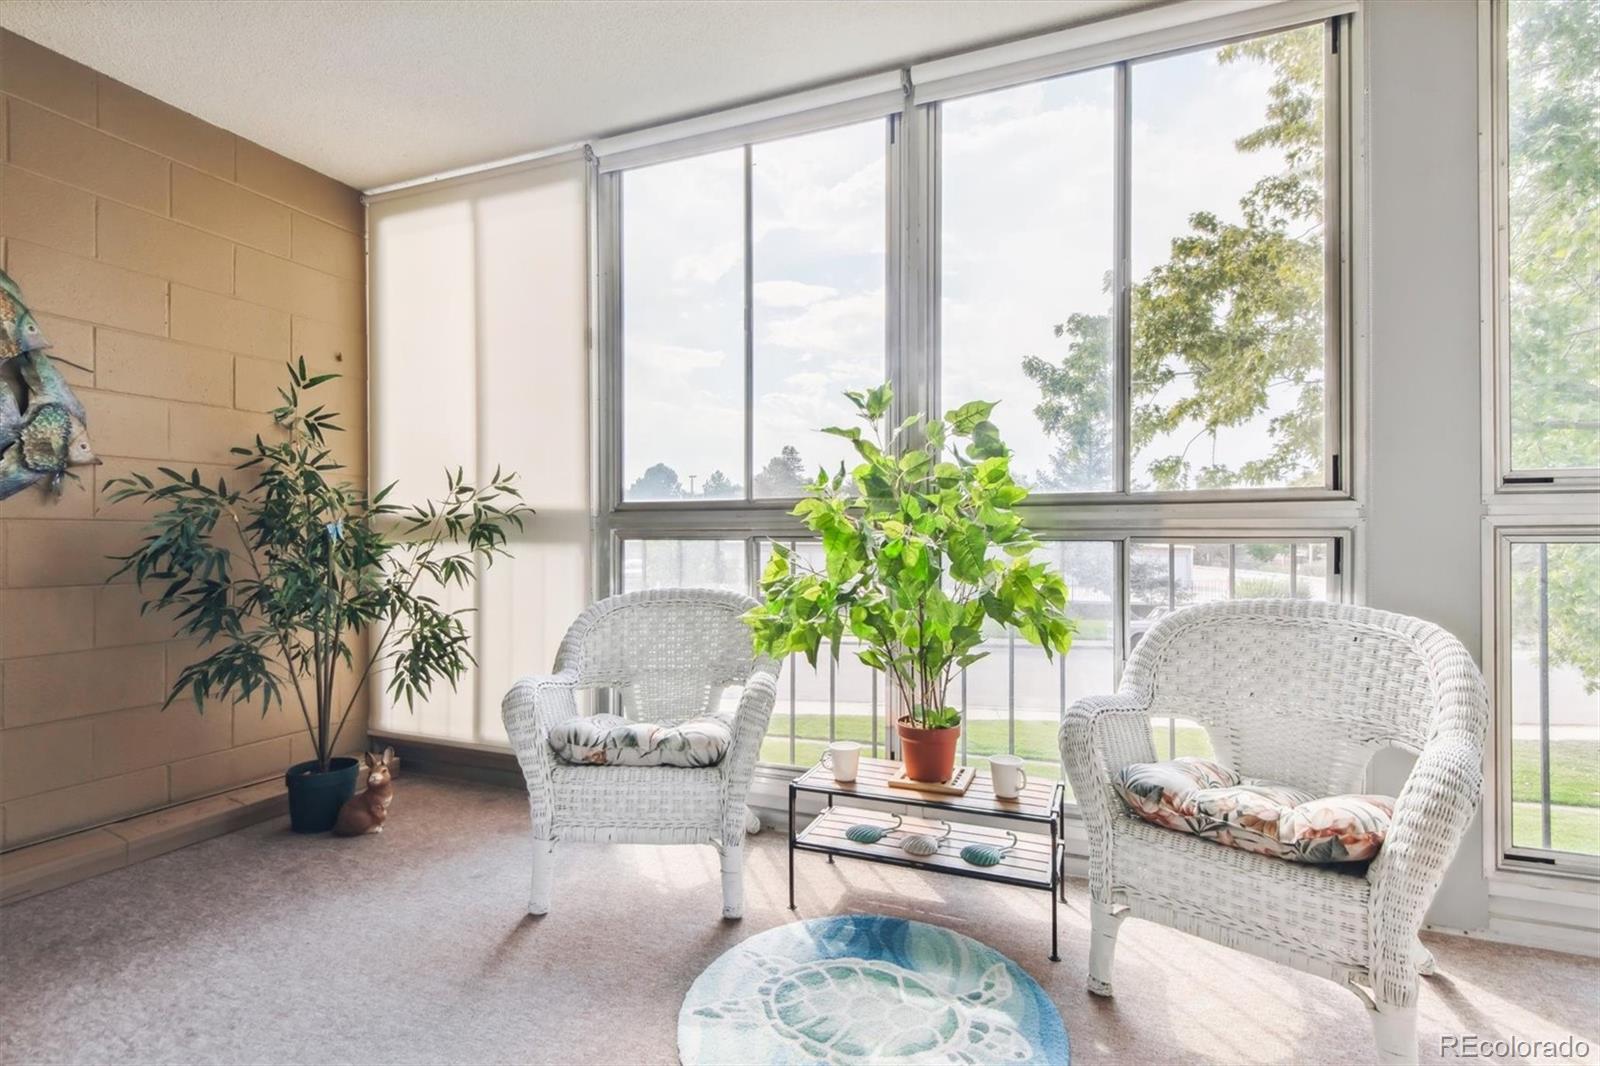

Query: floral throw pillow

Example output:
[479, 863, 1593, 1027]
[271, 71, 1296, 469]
[1113, 757, 1395, 864]
[548, 713, 734, 768]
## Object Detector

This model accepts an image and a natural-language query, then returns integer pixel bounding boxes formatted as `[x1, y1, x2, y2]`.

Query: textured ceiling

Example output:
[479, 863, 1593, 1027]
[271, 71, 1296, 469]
[0, 0, 1149, 191]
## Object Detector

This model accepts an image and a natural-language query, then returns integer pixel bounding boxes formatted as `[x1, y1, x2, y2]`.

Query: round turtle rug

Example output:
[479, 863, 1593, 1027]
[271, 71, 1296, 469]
[678, 914, 1069, 1065]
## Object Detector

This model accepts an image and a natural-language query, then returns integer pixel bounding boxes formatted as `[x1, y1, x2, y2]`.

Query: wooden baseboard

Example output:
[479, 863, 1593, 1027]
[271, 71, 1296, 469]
[0, 780, 287, 906]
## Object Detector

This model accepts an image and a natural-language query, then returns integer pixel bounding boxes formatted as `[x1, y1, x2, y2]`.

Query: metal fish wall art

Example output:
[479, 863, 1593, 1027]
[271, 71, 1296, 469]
[0, 269, 100, 502]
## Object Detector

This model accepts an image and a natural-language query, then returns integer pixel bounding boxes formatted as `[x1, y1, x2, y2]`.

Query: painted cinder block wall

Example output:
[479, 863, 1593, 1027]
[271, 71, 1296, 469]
[0, 30, 368, 850]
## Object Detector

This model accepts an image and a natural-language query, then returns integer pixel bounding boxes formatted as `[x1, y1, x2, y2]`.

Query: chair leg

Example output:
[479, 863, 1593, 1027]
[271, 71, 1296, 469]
[720, 843, 745, 920]
[528, 835, 555, 916]
[1413, 941, 1437, 976]
[1369, 999, 1418, 1065]
[745, 807, 762, 835]
[1087, 901, 1124, 997]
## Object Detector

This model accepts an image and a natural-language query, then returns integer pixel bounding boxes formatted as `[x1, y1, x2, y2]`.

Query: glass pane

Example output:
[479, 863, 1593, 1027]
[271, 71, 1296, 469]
[960, 544, 1116, 792]
[752, 121, 887, 497]
[835, 639, 882, 760]
[1506, 1, 1600, 472]
[1130, 25, 1327, 491]
[1294, 541, 1329, 599]
[941, 69, 1116, 493]
[1232, 542, 1292, 598]
[1127, 542, 1173, 656]
[1509, 541, 1600, 857]
[622, 150, 745, 500]
[756, 541, 840, 767]
[1129, 538, 1337, 758]
[959, 632, 1012, 767]
[621, 539, 746, 592]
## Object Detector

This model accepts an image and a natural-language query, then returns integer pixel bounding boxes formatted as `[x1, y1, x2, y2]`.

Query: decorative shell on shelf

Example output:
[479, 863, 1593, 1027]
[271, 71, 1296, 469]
[959, 831, 1018, 868]
[844, 814, 902, 845]
[899, 821, 952, 857]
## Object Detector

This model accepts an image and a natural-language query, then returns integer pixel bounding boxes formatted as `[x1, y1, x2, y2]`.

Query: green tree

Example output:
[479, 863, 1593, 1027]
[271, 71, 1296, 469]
[628, 462, 683, 500]
[1507, 0, 1600, 471]
[699, 469, 741, 498]
[1504, 1, 1600, 691]
[1021, 312, 1112, 491]
[753, 444, 808, 497]
[1024, 24, 1326, 491]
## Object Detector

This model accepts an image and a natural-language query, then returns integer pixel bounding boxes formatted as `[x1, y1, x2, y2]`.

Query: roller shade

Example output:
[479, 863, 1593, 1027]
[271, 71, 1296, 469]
[367, 158, 592, 746]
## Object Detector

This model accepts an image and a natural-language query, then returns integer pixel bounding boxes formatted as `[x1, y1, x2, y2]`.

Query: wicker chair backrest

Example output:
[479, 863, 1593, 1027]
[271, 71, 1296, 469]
[1123, 599, 1488, 797]
[554, 588, 764, 725]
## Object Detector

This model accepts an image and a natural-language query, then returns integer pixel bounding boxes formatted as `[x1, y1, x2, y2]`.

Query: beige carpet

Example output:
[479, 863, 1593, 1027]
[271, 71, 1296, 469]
[1, 776, 1596, 1065]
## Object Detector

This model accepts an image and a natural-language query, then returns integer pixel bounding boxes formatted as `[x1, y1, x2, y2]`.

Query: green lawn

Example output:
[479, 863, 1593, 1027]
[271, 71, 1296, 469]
[1512, 802, 1600, 855]
[1510, 739, 1600, 809]
[763, 716, 1600, 855]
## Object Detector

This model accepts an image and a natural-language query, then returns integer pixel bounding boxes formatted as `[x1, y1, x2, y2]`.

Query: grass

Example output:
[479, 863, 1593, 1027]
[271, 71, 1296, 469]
[762, 715, 1600, 855]
[1512, 802, 1600, 855]
[1510, 739, 1600, 809]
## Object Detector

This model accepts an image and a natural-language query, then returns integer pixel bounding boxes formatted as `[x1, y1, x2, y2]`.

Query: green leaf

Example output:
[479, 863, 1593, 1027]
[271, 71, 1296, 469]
[945, 400, 997, 434]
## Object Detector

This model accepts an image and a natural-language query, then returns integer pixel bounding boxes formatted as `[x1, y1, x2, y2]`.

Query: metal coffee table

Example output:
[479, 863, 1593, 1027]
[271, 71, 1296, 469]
[787, 756, 1066, 961]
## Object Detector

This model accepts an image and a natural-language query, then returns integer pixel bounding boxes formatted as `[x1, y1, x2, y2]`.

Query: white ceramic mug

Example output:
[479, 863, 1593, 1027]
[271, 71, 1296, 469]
[989, 754, 1029, 799]
[821, 741, 862, 783]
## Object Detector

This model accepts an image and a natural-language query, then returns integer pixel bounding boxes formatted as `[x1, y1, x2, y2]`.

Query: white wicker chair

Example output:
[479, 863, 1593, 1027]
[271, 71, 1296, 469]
[1059, 599, 1489, 1066]
[502, 588, 779, 919]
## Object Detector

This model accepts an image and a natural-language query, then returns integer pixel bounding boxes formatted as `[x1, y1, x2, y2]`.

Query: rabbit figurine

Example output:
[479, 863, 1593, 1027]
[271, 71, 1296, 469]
[334, 748, 396, 836]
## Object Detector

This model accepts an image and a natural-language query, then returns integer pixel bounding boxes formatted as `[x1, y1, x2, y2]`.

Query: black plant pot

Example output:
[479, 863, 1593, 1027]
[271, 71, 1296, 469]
[284, 757, 359, 833]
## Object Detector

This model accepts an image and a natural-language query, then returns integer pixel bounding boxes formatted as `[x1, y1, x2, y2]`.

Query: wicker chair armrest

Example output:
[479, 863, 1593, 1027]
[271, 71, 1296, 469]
[1060, 694, 1157, 799]
[1367, 735, 1484, 1006]
[1060, 694, 1156, 902]
[501, 671, 581, 839]
[719, 660, 781, 839]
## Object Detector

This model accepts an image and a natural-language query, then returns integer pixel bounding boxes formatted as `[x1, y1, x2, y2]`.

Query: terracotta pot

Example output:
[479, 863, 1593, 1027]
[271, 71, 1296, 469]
[897, 717, 960, 783]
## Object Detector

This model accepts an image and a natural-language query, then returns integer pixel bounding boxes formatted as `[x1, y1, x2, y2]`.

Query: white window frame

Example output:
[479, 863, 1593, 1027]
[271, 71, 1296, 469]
[1481, 0, 1600, 494]
[1478, 0, 1600, 887]
[1484, 525, 1600, 881]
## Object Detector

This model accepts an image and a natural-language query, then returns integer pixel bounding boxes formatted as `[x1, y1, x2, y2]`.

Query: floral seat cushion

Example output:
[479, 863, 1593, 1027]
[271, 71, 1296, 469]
[548, 713, 734, 768]
[1112, 756, 1394, 864]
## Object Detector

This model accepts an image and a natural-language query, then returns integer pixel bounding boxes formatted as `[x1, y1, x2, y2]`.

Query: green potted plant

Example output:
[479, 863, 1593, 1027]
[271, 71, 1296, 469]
[744, 383, 1075, 782]
[106, 360, 532, 832]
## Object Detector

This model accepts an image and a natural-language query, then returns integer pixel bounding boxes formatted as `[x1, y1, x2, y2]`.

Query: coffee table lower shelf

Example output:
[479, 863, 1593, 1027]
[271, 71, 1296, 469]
[788, 802, 1064, 961]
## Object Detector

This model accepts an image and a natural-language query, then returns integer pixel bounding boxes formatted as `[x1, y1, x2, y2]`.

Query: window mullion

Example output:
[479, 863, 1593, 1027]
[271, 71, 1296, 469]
[742, 144, 755, 501]
[888, 98, 936, 432]
[1324, 15, 1347, 492]
[1113, 61, 1133, 496]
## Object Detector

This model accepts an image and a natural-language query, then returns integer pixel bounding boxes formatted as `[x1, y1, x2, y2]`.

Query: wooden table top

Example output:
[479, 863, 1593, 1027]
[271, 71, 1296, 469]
[792, 756, 1060, 822]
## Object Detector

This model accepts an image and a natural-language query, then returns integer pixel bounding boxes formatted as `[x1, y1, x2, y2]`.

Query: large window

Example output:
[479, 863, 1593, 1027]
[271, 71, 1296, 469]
[602, 12, 1356, 789]
[621, 121, 887, 502]
[1496, 535, 1600, 868]
[1493, 0, 1600, 486]
[941, 70, 1116, 492]
[1486, 0, 1599, 879]
[622, 150, 745, 500]
[617, 534, 1347, 792]
[941, 22, 1340, 497]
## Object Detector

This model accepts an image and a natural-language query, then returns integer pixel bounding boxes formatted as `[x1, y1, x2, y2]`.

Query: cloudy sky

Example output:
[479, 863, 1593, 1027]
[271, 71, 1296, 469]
[621, 31, 1319, 497]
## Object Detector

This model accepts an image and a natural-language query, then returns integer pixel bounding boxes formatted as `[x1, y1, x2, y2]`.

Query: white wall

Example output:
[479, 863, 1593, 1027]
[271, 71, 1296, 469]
[1361, 0, 1489, 931]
